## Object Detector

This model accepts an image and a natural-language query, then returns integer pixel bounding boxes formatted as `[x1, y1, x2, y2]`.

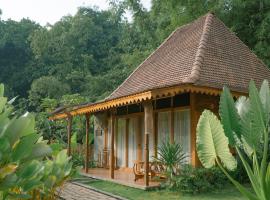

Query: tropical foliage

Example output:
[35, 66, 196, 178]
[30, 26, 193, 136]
[155, 141, 187, 176]
[173, 165, 228, 193]
[196, 80, 270, 200]
[0, 84, 73, 199]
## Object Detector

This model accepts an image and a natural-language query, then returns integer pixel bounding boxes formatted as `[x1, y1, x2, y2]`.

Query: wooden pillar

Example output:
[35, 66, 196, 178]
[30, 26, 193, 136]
[137, 116, 142, 161]
[170, 110, 174, 144]
[115, 117, 118, 168]
[110, 110, 116, 179]
[190, 93, 200, 167]
[103, 125, 109, 168]
[170, 97, 174, 143]
[125, 118, 129, 168]
[85, 113, 90, 173]
[143, 101, 153, 187]
[154, 112, 158, 158]
[67, 115, 72, 157]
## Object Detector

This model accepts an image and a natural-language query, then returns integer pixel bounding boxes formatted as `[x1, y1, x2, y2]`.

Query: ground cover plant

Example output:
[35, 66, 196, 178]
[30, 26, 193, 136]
[81, 179, 245, 200]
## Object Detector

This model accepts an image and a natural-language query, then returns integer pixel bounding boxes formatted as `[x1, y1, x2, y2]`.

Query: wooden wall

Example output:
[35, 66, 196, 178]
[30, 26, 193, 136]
[190, 92, 220, 167]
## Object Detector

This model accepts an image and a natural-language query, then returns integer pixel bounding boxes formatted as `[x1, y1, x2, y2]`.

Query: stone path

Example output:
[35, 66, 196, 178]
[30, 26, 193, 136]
[58, 182, 123, 200]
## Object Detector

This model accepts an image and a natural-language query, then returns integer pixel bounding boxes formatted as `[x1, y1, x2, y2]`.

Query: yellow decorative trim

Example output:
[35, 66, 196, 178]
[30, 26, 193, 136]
[49, 84, 246, 120]
[49, 91, 152, 120]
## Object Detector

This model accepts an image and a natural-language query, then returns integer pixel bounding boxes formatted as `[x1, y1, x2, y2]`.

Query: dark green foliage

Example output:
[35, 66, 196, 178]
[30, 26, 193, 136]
[172, 165, 228, 194]
[1, 1, 270, 152]
[0, 0, 269, 105]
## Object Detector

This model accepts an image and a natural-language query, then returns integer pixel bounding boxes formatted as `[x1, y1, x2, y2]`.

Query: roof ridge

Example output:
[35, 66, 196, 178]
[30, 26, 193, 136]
[106, 26, 182, 100]
[183, 13, 214, 83]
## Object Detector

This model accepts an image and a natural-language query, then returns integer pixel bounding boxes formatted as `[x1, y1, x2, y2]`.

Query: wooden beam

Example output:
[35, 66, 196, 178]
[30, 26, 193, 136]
[110, 110, 116, 179]
[143, 101, 153, 187]
[85, 113, 90, 173]
[125, 118, 129, 168]
[67, 116, 72, 157]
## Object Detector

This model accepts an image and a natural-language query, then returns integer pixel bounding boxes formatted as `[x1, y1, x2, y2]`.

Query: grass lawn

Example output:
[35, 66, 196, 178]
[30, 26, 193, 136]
[79, 179, 245, 200]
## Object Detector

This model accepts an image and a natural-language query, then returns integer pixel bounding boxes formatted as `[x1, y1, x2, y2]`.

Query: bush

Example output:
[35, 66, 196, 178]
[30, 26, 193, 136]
[171, 165, 228, 193]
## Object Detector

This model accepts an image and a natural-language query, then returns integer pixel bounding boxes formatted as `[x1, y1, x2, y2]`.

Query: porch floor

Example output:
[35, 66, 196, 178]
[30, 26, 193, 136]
[80, 168, 161, 190]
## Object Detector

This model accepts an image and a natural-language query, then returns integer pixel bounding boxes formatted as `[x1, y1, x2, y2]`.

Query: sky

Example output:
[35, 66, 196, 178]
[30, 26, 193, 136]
[0, 0, 152, 26]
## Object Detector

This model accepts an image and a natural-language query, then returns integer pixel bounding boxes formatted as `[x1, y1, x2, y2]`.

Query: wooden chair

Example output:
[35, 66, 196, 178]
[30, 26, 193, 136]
[133, 161, 145, 181]
[133, 161, 166, 182]
[149, 161, 166, 180]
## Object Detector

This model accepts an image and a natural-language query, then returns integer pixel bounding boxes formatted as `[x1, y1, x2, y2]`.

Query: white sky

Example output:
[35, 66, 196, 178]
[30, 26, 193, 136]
[0, 0, 152, 25]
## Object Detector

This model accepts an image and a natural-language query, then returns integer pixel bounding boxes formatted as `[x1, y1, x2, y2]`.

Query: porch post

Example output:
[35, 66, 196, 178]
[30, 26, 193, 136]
[67, 115, 72, 157]
[190, 93, 200, 167]
[153, 112, 158, 158]
[125, 118, 129, 168]
[103, 124, 109, 168]
[143, 101, 153, 187]
[170, 97, 174, 143]
[110, 110, 116, 179]
[85, 113, 90, 173]
[137, 116, 142, 161]
[170, 110, 174, 143]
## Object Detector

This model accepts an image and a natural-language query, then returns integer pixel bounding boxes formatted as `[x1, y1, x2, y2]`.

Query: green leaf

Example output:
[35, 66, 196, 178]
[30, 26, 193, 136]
[17, 160, 43, 180]
[245, 81, 266, 150]
[219, 86, 241, 145]
[196, 110, 237, 171]
[236, 148, 262, 198]
[22, 180, 42, 191]
[26, 143, 52, 160]
[3, 114, 36, 146]
[237, 97, 256, 153]
[0, 137, 10, 152]
[0, 174, 17, 190]
[56, 149, 69, 164]
[0, 84, 4, 97]
[265, 163, 270, 199]
[0, 164, 17, 179]
[260, 80, 270, 122]
[0, 97, 7, 113]
[71, 132, 77, 149]
[8, 192, 32, 199]
[12, 133, 40, 162]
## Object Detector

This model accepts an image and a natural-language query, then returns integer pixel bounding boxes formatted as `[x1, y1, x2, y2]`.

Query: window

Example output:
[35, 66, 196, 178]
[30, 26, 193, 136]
[174, 109, 191, 163]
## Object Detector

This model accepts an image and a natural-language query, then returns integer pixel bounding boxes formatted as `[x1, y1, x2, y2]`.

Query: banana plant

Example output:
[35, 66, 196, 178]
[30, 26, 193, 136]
[196, 80, 270, 200]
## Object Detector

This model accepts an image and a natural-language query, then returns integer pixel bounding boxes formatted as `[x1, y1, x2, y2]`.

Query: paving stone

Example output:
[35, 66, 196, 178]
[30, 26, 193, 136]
[59, 183, 120, 200]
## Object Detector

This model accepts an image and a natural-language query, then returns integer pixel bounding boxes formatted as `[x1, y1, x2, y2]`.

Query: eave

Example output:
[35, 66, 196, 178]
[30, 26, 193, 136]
[49, 84, 246, 120]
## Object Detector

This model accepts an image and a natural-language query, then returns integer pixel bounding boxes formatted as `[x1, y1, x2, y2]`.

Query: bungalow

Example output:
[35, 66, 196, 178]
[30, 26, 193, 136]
[49, 13, 270, 189]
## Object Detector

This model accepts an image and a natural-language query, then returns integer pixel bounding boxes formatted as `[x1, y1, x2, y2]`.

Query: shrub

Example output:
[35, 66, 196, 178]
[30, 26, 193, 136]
[171, 165, 228, 193]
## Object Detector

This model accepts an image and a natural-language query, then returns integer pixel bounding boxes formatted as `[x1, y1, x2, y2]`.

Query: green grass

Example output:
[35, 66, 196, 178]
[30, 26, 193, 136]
[79, 179, 246, 200]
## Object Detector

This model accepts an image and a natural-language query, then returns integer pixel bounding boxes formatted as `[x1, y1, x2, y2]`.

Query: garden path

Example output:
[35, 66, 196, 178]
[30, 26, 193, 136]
[59, 182, 124, 200]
